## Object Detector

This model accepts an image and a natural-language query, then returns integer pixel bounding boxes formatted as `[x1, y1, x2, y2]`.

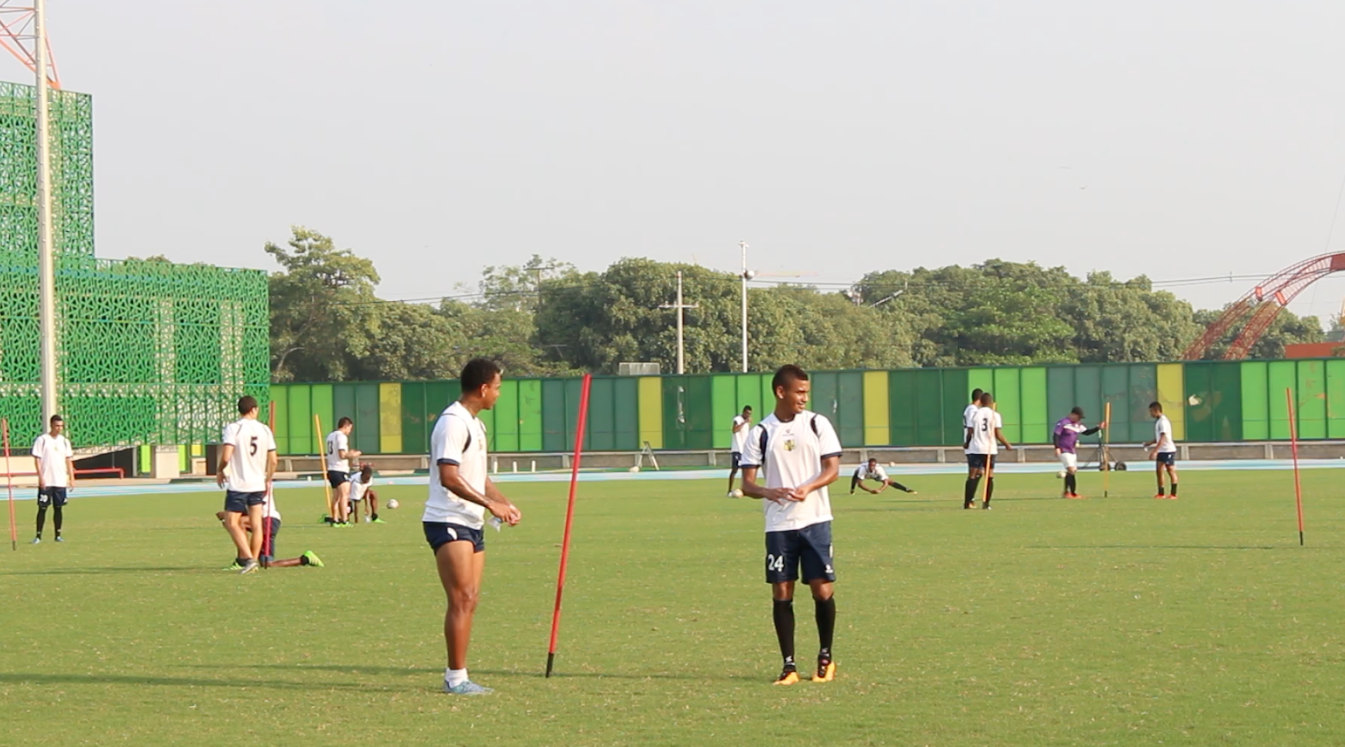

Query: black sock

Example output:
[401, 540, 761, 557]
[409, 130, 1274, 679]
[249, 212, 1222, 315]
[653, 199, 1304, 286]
[1065, 473, 1076, 493]
[371, 513, 378, 520]
[964, 478, 980, 505]
[299, 554, 309, 566]
[1157, 485, 1165, 495]
[814, 596, 836, 661]
[892, 481, 912, 493]
[35, 505, 47, 537]
[53, 506, 63, 536]
[1170, 482, 1178, 496]
[986, 477, 995, 502]
[773, 599, 796, 669]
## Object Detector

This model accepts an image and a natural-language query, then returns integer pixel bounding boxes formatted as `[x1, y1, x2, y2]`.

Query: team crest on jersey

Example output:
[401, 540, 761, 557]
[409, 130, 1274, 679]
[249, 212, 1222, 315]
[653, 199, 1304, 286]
[784, 439, 796, 452]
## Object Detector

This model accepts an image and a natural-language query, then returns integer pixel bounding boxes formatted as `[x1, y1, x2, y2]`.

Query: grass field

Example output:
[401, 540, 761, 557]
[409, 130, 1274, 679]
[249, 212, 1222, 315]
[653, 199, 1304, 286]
[3, 468, 1343, 746]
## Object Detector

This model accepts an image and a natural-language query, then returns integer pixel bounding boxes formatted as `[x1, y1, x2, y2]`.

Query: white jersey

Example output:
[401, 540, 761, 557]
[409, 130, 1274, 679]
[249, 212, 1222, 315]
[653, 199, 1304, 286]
[424, 401, 488, 529]
[349, 472, 370, 501]
[1154, 415, 1177, 453]
[221, 418, 276, 493]
[854, 464, 888, 482]
[962, 404, 979, 452]
[263, 495, 282, 522]
[325, 430, 351, 472]
[731, 415, 751, 454]
[32, 433, 73, 488]
[741, 411, 843, 533]
[966, 407, 1003, 455]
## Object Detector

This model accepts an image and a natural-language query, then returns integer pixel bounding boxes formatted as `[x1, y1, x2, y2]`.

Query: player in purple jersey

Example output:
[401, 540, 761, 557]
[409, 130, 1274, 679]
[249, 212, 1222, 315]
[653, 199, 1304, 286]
[1053, 407, 1106, 498]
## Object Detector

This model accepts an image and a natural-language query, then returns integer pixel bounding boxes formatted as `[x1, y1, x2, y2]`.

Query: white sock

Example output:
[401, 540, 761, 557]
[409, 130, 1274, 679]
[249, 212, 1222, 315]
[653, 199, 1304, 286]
[446, 668, 468, 687]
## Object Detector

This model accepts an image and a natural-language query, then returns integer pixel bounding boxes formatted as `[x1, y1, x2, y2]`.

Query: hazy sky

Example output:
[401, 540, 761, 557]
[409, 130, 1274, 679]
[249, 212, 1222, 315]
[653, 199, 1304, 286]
[39, 0, 1345, 321]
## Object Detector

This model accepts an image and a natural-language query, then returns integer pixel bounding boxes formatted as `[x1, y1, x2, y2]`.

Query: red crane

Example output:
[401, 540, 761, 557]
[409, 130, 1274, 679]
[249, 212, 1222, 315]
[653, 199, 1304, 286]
[1181, 252, 1345, 360]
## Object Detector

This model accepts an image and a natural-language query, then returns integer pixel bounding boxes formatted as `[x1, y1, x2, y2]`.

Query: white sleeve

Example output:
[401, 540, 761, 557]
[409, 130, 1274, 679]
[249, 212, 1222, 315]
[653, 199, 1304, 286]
[31, 437, 44, 460]
[994, 413, 1004, 430]
[222, 422, 239, 447]
[435, 415, 470, 466]
[875, 466, 888, 481]
[815, 415, 843, 458]
[741, 425, 764, 468]
[963, 407, 975, 428]
[338, 432, 349, 453]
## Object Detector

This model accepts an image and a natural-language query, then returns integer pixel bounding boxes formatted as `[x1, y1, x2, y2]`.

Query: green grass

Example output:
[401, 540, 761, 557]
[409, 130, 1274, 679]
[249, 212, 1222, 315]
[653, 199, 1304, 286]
[2, 468, 1343, 746]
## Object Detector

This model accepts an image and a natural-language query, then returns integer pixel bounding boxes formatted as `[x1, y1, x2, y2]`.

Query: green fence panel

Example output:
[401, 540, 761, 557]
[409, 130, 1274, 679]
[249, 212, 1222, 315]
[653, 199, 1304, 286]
[734, 373, 765, 422]
[661, 376, 688, 450]
[563, 378, 590, 451]
[1240, 362, 1269, 440]
[288, 384, 312, 454]
[1210, 362, 1243, 442]
[837, 371, 864, 447]
[1297, 360, 1327, 439]
[492, 380, 520, 452]
[1100, 365, 1129, 443]
[541, 378, 568, 452]
[1020, 367, 1048, 444]
[913, 369, 943, 447]
[888, 370, 917, 447]
[711, 374, 738, 449]
[518, 379, 543, 451]
[1183, 364, 1213, 442]
[614, 377, 639, 450]
[354, 383, 380, 454]
[1127, 364, 1158, 443]
[1046, 367, 1074, 430]
[333, 384, 356, 439]
[940, 369, 970, 445]
[400, 383, 428, 456]
[992, 368, 1021, 443]
[684, 375, 715, 449]
[1074, 366, 1102, 428]
[967, 368, 994, 402]
[1268, 361, 1295, 440]
[1328, 360, 1345, 439]
[311, 384, 334, 451]
[810, 371, 838, 423]
[271, 385, 290, 455]
[588, 377, 616, 451]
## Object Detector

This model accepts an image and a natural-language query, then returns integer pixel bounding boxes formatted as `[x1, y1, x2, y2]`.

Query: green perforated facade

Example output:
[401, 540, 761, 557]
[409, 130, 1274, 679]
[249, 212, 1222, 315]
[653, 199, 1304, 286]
[0, 82, 268, 447]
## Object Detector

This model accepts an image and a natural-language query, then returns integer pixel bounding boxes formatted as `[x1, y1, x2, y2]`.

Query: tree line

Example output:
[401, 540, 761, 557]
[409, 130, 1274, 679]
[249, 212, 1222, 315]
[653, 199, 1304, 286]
[266, 227, 1325, 383]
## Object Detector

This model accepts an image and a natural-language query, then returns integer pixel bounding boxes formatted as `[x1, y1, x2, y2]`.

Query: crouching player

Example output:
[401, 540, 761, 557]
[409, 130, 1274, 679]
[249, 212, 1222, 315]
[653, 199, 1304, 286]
[850, 458, 916, 495]
[216, 494, 323, 569]
[350, 463, 384, 523]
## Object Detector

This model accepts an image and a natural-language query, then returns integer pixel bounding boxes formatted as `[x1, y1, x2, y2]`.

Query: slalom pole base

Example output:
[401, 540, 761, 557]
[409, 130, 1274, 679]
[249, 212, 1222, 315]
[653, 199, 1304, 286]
[1300, 531, 1305, 547]
[546, 652, 556, 678]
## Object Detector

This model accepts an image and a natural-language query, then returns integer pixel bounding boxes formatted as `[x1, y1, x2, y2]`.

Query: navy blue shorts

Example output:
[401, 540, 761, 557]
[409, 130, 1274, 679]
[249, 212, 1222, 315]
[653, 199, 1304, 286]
[1155, 452, 1176, 466]
[424, 521, 485, 554]
[731, 452, 742, 470]
[326, 470, 350, 488]
[224, 490, 266, 513]
[765, 522, 835, 584]
[259, 517, 281, 562]
[966, 454, 996, 470]
[36, 487, 67, 508]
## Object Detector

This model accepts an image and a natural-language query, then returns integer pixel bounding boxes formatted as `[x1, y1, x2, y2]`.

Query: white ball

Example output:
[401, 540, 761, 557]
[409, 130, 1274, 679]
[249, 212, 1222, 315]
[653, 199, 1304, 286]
[386, 498, 399, 510]
[730, 489, 744, 498]
[628, 466, 641, 473]
[1057, 471, 1067, 479]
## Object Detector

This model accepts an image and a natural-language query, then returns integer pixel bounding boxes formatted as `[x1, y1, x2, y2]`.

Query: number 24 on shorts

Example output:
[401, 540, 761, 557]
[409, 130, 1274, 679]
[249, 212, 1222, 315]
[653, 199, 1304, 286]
[766, 554, 785, 572]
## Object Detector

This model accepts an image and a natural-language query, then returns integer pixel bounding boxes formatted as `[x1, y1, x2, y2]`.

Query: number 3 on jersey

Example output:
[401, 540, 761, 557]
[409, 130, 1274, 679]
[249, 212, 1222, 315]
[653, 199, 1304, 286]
[766, 554, 785, 573]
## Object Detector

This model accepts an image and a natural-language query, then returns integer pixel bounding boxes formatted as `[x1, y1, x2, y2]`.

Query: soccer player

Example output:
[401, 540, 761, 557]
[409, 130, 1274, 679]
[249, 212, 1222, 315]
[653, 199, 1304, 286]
[424, 358, 522, 696]
[1143, 401, 1179, 499]
[325, 417, 361, 526]
[217, 396, 278, 574]
[215, 495, 323, 569]
[962, 388, 984, 484]
[30, 414, 74, 544]
[727, 406, 753, 496]
[350, 463, 384, 523]
[964, 392, 1012, 510]
[740, 365, 843, 686]
[850, 458, 916, 495]
[1053, 407, 1106, 499]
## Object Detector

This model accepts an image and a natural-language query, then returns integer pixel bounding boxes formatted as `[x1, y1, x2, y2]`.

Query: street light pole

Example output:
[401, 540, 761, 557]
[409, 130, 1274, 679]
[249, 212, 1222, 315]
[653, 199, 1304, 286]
[740, 241, 753, 373]
[659, 271, 698, 375]
[35, 0, 57, 426]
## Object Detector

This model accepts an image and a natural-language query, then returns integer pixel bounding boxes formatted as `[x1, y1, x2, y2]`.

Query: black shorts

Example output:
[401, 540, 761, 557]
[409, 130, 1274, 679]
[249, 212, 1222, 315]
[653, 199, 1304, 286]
[966, 454, 996, 470]
[765, 522, 835, 584]
[36, 487, 68, 508]
[424, 521, 485, 554]
[224, 490, 266, 513]
[326, 470, 350, 488]
[260, 517, 281, 562]
[731, 452, 742, 470]
[1155, 452, 1176, 466]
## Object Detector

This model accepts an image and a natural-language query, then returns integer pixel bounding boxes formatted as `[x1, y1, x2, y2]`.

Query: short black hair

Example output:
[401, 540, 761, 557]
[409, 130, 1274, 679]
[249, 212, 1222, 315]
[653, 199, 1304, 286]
[461, 358, 502, 393]
[867, 457, 877, 464]
[49, 414, 63, 425]
[238, 396, 258, 415]
[772, 364, 810, 395]
[1149, 401, 1163, 412]
[979, 391, 994, 406]
[742, 405, 752, 413]
[359, 463, 373, 481]
[337, 417, 353, 428]
[971, 388, 983, 402]
[1070, 406, 1084, 417]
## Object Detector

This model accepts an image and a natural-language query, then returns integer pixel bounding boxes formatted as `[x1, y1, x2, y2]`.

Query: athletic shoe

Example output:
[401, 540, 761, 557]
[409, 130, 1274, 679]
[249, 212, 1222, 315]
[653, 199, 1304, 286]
[812, 659, 836, 683]
[1167, 495, 1179, 500]
[907, 490, 918, 494]
[982, 502, 992, 510]
[54, 536, 63, 542]
[29, 537, 40, 544]
[1066, 493, 1085, 500]
[773, 667, 801, 686]
[444, 680, 494, 695]
[302, 550, 324, 568]
[1153, 494, 1166, 500]
[238, 559, 260, 575]
[963, 503, 974, 510]
[222, 561, 243, 571]
[371, 517, 386, 523]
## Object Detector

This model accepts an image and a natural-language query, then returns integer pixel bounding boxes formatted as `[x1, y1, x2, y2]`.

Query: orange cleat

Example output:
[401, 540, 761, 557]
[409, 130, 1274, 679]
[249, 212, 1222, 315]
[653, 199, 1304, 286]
[773, 668, 800, 686]
[1067, 493, 1085, 499]
[812, 660, 836, 683]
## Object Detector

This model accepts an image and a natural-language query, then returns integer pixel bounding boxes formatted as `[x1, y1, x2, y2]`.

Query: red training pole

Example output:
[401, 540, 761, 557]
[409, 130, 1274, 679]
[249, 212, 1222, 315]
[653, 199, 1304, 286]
[546, 373, 592, 678]
[3, 418, 17, 551]
[263, 400, 276, 565]
[1285, 388, 1305, 546]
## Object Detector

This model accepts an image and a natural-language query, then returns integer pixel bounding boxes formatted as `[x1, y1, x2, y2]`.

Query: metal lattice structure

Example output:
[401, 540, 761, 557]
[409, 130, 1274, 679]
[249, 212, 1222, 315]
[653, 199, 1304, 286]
[0, 80, 269, 446]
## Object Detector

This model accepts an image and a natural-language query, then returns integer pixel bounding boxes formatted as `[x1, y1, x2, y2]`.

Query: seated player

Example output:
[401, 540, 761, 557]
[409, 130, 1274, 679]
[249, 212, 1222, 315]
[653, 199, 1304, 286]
[216, 495, 323, 569]
[349, 463, 384, 524]
[849, 458, 916, 495]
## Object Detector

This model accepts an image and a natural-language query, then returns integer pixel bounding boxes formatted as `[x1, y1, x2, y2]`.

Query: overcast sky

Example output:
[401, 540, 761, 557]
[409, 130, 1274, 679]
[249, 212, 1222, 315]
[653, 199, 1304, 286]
[39, 0, 1345, 322]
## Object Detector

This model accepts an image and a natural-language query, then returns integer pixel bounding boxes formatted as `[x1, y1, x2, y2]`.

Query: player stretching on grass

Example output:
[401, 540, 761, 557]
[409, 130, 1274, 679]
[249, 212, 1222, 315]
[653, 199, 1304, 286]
[850, 458, 916, 495]
[1143, 402, 1179, 499]
[740, 365, 843, 686]
[31, 414, 74, 544]
[964, 392, 1012, 510]
[727, 406, 753, 496]
[1054, 407, 1105, 499]
[350, 464, 384, 523]
[326, 417, 360, 526]
[215, 494, 323, 569]
[217, 396, 278, 575]
[424, 359, 522, 695]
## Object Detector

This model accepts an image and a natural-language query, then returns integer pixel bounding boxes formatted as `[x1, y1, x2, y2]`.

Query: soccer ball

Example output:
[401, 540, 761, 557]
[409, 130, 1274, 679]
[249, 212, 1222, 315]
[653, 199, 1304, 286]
[1057, 470, 1067, 479]
[386, 498, 399, 510]
[628, 466, 641, 473]
[730, 489, 744, 499]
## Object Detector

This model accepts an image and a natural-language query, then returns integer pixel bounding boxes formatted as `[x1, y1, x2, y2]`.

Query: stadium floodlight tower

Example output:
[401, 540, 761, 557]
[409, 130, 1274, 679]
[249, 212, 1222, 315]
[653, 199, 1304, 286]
[0, 0, 62, 424]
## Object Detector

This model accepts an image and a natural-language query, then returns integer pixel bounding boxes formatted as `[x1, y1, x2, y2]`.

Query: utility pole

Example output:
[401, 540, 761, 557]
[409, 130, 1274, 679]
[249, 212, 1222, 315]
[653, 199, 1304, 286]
[35, 0, 57, 425]
[659, 271, 698, 375]
[740, 241, 754, 373]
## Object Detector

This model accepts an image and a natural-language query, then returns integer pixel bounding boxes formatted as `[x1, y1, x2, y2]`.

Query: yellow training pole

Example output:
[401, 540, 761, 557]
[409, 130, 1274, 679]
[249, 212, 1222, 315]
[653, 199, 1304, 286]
[1103, 402, 1112, 498]
[981, 402, 998, 506]
[315, 414, 333, 520]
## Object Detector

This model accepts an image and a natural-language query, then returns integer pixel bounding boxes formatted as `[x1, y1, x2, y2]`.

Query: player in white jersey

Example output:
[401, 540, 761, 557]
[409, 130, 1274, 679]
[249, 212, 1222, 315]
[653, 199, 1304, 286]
[423, 359, 522, 696]
[727, 406, 753, 496]
[1143, 401, 1179, 499]
[30, 414, 75, 544]
[215, 494, 323, 570]
[962, 388, 984, 483]
[963, 392, 1013, 510]
[850, 458, 916, 494]
[325, 417, 360, 526]
[216, 396, 278, 574]
[349, 463, 384, 523]
[741, 365, 843, 686]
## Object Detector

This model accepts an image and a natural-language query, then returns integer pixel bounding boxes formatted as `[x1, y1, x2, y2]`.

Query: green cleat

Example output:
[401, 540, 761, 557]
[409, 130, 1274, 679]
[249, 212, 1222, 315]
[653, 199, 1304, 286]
[222, 561, 243, 571]
[302, 550, 324, 568]
[371, 517, 387, 524]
